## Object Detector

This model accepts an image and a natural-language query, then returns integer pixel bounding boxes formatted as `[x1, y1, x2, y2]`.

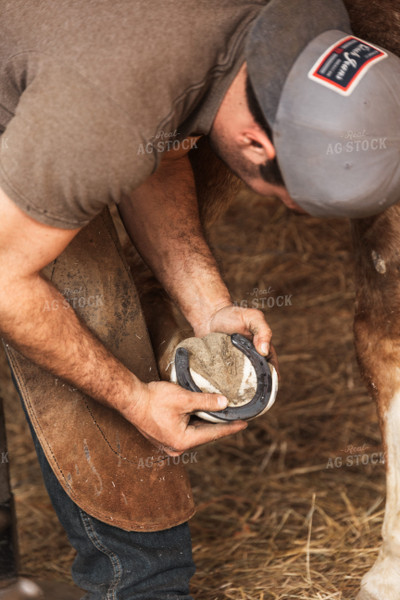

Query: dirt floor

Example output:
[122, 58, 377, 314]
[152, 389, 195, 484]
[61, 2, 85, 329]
[0, 189, 384, 599]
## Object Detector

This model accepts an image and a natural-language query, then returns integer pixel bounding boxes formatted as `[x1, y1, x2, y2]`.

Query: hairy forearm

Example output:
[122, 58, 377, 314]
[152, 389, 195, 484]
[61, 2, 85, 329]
[0, 272, 141, 413]
[119, 155, 232, 331]
[0, 188, 249, 453]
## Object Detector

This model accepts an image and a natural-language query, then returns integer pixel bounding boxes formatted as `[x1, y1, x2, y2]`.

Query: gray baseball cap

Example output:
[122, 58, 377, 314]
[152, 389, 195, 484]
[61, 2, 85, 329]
[245, 0, 400, 218]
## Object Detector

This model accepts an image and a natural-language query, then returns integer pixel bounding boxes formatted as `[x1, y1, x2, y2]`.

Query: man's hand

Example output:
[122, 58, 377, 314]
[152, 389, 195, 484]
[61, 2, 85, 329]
[193, 303, 279, 377]
[121, 380, 247, 456]
[193, 303, 272, 356]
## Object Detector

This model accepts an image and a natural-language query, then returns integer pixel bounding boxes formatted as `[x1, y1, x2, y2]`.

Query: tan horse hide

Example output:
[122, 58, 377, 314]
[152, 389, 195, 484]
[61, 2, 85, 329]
[4, 208, 195, 531]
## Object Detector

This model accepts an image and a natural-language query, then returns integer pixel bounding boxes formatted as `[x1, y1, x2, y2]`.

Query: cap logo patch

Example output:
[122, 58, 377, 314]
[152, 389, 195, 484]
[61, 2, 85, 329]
[308, 36, 387, 96]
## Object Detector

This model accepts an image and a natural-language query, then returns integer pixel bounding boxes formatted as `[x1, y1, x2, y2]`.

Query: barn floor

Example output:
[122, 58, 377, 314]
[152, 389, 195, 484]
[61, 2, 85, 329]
[0, 189, 384, 599]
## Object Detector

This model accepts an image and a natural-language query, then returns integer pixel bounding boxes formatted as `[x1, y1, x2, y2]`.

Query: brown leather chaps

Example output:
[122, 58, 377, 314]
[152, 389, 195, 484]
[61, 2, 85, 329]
[4, 209, 195, 532]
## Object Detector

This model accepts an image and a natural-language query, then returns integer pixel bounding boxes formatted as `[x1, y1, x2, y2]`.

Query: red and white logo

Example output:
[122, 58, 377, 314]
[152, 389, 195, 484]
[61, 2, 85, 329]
[308, 36, 387, 96]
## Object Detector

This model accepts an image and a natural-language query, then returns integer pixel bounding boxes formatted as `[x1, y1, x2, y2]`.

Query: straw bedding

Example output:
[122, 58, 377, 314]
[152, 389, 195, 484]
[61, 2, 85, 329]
[0, 188, 384, 599]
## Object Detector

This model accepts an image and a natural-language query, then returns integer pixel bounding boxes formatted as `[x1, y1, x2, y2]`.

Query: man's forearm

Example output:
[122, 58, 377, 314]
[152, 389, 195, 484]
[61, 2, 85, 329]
[0, 186, 249, 454]
[0, 271, 141, 414]
[119, 153, 232, 333]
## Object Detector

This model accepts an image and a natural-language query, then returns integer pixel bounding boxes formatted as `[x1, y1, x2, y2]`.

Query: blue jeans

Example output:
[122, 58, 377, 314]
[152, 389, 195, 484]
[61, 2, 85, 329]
[17, 389, 196, 600]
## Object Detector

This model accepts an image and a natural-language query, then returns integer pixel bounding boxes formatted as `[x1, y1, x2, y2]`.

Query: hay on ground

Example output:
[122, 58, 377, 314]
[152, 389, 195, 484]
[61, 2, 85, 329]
[0, 189, 384, 599]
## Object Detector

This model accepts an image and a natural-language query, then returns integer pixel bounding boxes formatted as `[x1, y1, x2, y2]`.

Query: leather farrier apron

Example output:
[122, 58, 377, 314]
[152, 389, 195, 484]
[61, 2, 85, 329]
[3, 208, 195, 531]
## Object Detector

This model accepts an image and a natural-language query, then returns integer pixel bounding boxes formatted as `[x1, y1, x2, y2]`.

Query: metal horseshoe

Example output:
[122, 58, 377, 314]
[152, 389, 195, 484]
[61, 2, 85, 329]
[174, 333, 278, 422]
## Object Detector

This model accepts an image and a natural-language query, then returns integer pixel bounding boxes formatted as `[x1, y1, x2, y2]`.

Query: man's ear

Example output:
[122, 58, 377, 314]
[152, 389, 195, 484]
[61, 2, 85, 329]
[238, 127, 276, 164]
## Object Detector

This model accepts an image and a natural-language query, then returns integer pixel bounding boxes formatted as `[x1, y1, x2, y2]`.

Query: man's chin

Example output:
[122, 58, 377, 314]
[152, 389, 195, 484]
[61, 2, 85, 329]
[288, 206, 309, 216]
[279, 194, 309, 215]
[245, 177, 282, 197]
[246, 179, 309, 215]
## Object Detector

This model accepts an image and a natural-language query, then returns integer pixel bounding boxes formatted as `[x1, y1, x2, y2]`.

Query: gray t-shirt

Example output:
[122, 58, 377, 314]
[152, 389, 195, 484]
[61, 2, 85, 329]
[0, 0, 266, 228]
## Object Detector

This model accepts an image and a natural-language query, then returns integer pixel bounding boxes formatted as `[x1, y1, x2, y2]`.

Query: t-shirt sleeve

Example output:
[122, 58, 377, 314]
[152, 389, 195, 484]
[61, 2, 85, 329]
[0, 62, 154, 229]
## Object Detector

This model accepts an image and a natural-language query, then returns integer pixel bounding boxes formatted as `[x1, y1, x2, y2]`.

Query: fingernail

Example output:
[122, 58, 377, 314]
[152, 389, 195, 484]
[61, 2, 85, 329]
[217, 396, 228, 408]
[261, 342, 269, 355]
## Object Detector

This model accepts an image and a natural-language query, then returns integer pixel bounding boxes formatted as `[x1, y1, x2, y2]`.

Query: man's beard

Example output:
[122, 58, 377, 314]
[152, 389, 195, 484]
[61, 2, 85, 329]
[208, 130, 258, 182]
[259, 156, 285, 186]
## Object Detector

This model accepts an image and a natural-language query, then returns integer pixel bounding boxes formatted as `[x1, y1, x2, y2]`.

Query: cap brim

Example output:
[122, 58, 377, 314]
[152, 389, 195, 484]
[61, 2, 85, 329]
[245, 0, 352, 127]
